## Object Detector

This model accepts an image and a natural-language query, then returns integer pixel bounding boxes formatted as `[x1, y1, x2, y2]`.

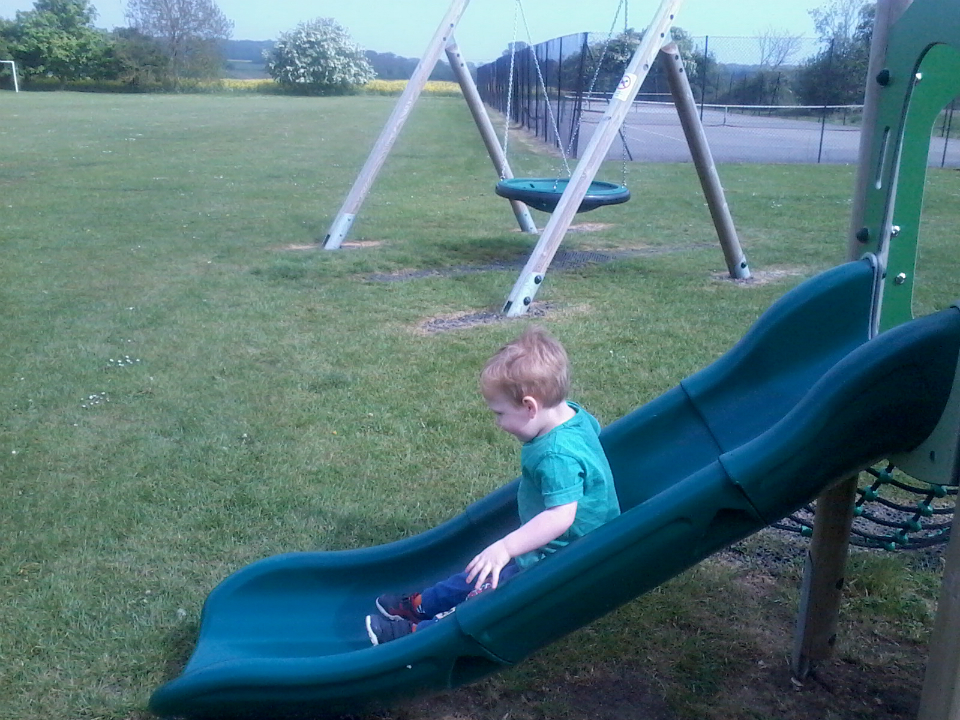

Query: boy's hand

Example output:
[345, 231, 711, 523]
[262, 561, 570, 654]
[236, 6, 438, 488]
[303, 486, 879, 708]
[464, 502, 578, 591]
[465, 540, 512, 589]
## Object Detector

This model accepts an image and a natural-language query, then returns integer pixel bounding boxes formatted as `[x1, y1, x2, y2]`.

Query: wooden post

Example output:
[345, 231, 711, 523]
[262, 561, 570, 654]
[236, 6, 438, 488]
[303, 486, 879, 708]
[501, 0, 685, 316]
[323, 0, 472, 249]
[919, 506, 960, 719]
[659, 43, 749, 280]
[791, 0, 913, 681]
[445, 39, 538, 234]
[791, 476, 859, 678]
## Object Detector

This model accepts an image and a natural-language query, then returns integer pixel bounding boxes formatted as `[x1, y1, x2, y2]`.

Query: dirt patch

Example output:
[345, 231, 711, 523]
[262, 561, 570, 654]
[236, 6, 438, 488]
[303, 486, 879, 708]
[278, 240, 384, 251]
[709, 653, 923, 720]
[713, 266, 807, 286]
[513, 222, 616, 234]
[568, 222, 615, 233]
[279, 243, 319, 251]
[413, 304, 589, 335]
[342, 240, 384, 249]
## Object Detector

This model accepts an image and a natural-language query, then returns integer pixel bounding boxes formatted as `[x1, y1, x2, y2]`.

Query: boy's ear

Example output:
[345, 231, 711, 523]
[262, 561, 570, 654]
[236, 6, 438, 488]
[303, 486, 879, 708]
[521, 395, 539, 417]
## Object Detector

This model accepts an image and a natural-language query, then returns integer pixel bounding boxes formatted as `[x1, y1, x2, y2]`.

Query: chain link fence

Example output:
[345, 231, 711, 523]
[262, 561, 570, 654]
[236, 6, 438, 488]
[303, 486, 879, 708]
[476, 34, 960, 167]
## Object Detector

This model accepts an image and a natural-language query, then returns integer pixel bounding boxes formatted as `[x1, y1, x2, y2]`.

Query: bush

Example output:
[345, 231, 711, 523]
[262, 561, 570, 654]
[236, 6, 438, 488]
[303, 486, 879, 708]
[264, 17, 375, 94]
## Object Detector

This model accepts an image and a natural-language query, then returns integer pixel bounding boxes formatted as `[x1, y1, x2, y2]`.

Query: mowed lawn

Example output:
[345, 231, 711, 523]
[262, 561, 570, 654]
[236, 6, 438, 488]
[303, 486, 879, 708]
[2, 91, 960, 720]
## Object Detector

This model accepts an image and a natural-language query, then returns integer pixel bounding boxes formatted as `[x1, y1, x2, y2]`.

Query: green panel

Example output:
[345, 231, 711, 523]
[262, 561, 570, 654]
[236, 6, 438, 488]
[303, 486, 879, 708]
[852, 0, 960, 330]
[881, 43, 960, 329]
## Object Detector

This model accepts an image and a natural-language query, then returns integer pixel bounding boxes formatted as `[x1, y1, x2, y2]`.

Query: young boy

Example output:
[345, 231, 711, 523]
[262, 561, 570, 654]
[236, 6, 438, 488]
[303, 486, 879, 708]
[366, 325, 620, 645]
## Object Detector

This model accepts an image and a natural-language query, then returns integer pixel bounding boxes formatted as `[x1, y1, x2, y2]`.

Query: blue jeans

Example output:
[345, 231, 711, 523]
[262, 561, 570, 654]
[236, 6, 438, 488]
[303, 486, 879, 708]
[416, 560, 521, 630]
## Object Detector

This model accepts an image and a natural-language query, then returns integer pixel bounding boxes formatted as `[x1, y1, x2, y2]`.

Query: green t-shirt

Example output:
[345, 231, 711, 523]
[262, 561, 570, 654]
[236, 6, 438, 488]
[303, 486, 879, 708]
[515, 401, 620, 570]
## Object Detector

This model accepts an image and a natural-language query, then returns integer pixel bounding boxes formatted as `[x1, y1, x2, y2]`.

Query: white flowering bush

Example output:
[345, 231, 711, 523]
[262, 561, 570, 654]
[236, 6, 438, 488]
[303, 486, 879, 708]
[265, 18, 375, 93]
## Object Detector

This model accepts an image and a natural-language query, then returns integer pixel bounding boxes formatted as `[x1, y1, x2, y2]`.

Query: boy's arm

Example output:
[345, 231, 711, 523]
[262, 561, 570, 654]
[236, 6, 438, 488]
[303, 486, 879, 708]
[465, 501, 577, 589]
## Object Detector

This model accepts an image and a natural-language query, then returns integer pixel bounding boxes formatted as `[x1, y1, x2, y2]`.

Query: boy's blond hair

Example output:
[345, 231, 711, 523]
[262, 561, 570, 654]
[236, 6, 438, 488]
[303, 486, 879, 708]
[480, 325, 570, 408]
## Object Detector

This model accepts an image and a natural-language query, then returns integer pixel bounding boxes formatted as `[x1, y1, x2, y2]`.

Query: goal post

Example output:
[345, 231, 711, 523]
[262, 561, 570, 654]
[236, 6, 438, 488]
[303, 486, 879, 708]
[0, 60, 19, 92]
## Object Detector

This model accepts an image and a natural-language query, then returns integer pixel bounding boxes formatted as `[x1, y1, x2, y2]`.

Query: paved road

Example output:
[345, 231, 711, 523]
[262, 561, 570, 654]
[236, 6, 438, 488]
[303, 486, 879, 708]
[574, 102, 960, 167]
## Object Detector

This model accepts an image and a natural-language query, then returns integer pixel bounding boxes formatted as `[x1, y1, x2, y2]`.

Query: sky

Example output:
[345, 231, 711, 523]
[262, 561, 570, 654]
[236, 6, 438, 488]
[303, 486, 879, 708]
[0, 0, 825, 63]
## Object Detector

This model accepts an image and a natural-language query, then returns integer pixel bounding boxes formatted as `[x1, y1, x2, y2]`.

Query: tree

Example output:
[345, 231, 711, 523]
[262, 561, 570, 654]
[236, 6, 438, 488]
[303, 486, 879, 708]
[125, 0, 233, 83]
[501, 41, 529, 57]
[796, 1, 874, 106]
[0, 18, 14, 59]
[110, 26, 169, 85]
[264, 18, 374, 93]
[810, 0, 868, 41]
[757, 26, 804, 68]
[559, 27, 698, 97]
[7, 0, 109, 83]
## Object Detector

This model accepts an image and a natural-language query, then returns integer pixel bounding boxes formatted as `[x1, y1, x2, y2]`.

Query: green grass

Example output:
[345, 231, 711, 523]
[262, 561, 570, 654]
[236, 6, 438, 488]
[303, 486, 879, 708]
[1, 91, 959, 720]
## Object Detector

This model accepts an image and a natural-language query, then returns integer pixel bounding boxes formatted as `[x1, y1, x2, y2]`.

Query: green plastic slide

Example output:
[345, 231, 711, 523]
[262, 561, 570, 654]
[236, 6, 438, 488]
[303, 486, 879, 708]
[150, 258, 960, 718]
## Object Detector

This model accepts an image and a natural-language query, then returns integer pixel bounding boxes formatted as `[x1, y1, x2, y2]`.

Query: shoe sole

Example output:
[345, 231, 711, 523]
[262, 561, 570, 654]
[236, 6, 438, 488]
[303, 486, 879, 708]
[365, 615, 380, 646]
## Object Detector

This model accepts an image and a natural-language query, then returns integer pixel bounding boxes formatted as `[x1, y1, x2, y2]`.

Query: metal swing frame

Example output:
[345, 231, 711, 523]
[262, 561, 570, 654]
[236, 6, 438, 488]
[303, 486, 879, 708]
[323, 0, 749, 317]
[323, 0, 537, 250]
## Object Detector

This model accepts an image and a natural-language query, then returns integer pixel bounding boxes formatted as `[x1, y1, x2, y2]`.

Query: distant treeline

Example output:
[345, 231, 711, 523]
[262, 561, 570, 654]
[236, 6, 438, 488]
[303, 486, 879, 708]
[220, 40, 476, 81]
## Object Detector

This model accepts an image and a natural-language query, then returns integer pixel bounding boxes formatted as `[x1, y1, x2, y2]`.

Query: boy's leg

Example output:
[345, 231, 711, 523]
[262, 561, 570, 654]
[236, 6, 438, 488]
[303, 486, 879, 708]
[368, 562, 523, 644]
[419, 560, 521, 617]
[466, 561, 521, 599]
[418, 572, 473, 617]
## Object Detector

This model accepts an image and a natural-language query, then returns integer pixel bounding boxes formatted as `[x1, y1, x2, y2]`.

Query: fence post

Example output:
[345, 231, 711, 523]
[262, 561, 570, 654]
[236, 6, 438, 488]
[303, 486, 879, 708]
[571, 33, 589, 159]
[699, 36, 709, 120]
[818, 104, 828, 164]
[818, 39, 837, 165]
[941, 100, 955, 168]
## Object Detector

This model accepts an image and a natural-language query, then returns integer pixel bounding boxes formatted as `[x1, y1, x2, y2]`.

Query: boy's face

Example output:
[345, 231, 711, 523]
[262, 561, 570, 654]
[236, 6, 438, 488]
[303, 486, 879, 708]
[484, 391, 539, 442]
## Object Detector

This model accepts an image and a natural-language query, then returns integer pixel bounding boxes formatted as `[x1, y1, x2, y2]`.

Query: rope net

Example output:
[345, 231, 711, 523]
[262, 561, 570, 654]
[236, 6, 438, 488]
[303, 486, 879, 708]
[774, 463, 957, 551]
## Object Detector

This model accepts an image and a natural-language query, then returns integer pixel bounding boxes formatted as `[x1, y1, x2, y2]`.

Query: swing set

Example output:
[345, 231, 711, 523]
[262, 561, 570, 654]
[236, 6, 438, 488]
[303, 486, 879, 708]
[323, 0, 749, 316]
[491, 0, 633, 214]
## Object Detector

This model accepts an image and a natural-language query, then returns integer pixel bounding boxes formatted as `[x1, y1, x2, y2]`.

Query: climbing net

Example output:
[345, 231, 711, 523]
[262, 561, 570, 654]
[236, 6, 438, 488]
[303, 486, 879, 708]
[774, 463, 957, 550]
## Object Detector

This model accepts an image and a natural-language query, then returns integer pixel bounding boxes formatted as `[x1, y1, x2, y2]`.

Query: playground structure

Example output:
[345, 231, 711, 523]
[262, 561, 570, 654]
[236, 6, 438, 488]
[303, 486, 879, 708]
[149, 258, 960, 718]
[791, 2, 960, 716]
[322, 0, 750, 316]
[149, 0, 960, 718]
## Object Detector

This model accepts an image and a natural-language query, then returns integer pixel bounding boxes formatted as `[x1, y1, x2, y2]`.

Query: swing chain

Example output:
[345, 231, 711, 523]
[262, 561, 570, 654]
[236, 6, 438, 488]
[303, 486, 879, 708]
[565, 0, 627, 160]
[501, 0, 522, 179]
[502, 0, 632, 193]
[514, 0, 571, 178]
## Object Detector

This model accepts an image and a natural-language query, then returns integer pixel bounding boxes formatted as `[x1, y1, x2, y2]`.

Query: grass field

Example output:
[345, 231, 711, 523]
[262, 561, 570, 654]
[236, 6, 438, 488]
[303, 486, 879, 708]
[2, 91, 960, 720]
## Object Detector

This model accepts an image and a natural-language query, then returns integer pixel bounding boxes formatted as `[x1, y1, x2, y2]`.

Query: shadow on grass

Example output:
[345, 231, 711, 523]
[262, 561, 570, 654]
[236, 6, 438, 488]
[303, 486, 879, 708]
[157, 621, 201, 682]
[405, 236, 535, 271]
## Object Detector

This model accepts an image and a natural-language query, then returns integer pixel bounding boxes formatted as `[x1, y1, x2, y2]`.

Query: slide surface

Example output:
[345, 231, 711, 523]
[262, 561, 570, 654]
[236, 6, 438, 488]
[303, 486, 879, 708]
[150, 259, 960, 718]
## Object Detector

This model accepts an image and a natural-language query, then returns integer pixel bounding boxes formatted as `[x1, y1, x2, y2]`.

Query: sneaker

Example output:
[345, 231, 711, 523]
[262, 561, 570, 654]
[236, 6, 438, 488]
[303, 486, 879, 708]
[376, 592, 430, 622]
[366, 615, 415, 645]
